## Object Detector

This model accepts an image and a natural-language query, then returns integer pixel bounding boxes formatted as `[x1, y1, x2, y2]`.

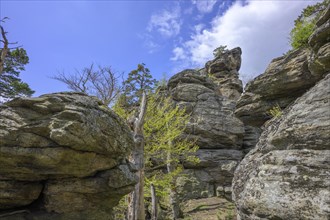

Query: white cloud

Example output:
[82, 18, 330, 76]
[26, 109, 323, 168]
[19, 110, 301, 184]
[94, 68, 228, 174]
[147, 5, 181, 38]
[171, 0, 320, 82]
[192, 0, 217, 14]
[171, 47, 187, 61]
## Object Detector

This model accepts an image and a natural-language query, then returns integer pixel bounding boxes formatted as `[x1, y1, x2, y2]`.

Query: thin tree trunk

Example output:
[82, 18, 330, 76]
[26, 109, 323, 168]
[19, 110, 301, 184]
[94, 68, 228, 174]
[0, 25, 9, 74]
[167, 150, 183, 220]
[150, 183, 158, 220]
[127, 92, 147, 220]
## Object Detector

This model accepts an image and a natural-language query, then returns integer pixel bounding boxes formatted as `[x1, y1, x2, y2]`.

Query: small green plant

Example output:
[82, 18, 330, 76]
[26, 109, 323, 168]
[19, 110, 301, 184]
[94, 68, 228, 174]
[213, 45, 228, 58]
[267, 104, 282, 118]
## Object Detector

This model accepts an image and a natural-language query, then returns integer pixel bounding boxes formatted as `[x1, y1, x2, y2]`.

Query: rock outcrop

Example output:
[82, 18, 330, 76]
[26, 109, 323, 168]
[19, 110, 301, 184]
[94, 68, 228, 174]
[235, 6, 330, 151]
[309, 5, 330, 76]
[233, 8, 330, 219]
[232, 73, 330, 220]
[205, 47, 243, 101]
[167, 48, 245, 200]
[0, 92, 136, 219]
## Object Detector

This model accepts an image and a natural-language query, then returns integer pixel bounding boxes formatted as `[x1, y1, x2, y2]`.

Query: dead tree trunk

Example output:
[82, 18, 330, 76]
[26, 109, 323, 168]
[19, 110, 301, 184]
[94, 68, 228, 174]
[150, 183, 158, 220]
[0, 24, 9, 74]
[127, 92, 147, 220]
[167, 150, 183, 220]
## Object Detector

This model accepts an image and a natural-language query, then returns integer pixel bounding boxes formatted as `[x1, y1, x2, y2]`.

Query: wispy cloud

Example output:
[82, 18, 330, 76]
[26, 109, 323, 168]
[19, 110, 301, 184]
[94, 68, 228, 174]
[171, 1, 317, 81]
[147, 4, 181, 38]
[171, 47, 186, 61]
[192, 0, 217, 14]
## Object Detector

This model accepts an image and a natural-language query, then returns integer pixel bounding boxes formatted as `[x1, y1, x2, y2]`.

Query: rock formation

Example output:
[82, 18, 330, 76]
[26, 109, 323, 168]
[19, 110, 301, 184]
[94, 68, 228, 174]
[233, 7, 330, 220]
[235, 5, 330, 151]
[167, 48, 245, 200]
[232, 73, 330, 220]
[0, 92, 137, 219]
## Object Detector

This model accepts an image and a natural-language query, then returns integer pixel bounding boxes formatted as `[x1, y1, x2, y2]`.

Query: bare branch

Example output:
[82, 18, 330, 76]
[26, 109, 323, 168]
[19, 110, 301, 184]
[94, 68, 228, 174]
[52, 64, 122, 106]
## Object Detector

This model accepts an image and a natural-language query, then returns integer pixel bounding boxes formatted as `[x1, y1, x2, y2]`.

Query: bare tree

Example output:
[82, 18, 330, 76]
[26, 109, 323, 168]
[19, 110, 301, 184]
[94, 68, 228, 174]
[127, 91, 147, 220]
[52, 64, 122, 106]
[150, 183, 158, 220]
[0, 21, 9, 74]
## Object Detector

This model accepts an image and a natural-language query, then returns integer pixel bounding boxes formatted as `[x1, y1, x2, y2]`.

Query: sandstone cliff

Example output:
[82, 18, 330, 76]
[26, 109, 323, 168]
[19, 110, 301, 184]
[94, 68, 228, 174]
[235, 5, 330, 152]
[167, 48, 245, 200]
[233, 6, 330, 220]
[0, 92, 136, 219]
[233, 73, 330, 220]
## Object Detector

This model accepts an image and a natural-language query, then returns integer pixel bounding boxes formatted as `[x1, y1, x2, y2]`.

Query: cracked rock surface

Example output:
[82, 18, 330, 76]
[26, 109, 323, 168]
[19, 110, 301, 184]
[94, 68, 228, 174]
[0, 92, 137, 219]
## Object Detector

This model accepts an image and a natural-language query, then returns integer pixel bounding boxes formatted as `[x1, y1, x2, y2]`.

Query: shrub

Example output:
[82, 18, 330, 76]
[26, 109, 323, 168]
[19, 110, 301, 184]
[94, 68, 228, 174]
[289, 0, 329, 49]
[267, 104, 282, 118]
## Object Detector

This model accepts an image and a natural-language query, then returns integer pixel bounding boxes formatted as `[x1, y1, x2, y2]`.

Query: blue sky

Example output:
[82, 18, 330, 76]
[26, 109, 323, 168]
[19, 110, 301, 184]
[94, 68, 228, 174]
[1, 0, 319, 96]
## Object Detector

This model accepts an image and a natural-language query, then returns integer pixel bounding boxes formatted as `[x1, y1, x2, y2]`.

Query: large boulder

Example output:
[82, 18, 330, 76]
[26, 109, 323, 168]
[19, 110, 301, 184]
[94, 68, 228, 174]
[0, 92, 137, 219]
[232, 73, 330, 220]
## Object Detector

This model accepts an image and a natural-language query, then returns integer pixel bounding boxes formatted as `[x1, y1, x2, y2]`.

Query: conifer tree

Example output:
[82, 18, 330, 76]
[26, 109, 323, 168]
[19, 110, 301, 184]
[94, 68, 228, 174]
[122, 63, 157, 108]
[0, 18, 34, 100]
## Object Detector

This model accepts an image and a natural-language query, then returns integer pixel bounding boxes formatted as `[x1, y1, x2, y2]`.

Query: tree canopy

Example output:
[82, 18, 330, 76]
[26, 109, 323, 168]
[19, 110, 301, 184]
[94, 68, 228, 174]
[122, 63, 157, 107]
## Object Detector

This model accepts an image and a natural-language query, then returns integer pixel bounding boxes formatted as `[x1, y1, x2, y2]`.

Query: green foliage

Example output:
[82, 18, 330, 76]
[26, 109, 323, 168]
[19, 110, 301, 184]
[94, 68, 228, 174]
[267, 104, 282, 118]
[112, 92, 199, 214]
[113, 195, 128, 219]
[289, 0, 329, 49]
[143, 93, 199, 208]
[0, 47, 34, 100]
[290, 19, 316, 49]
[122, 63, 157, 107]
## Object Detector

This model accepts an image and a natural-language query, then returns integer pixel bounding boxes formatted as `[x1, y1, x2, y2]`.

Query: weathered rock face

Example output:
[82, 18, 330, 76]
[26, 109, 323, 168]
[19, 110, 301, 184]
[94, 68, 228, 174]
[309, 5, 330, 76]
[232, 73, 330, 219]
[235, 48, 317, 127]
[205, 47, 243, 101]
[235, 7, 330, 152]
[167, 49, 245, 199]
[0, 92, 137, 219]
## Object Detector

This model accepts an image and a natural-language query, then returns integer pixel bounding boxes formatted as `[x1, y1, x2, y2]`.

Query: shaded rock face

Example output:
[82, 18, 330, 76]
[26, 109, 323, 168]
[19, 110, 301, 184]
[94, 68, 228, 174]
[0, 92, 137, 219]
[235, 7, 330, 152]
[232, 73, 330, 220]
[167, 57, 245, 199]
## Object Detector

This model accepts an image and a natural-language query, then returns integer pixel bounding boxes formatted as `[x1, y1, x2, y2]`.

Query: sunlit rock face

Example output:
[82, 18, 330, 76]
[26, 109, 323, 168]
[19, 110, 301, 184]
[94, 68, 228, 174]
[233, 73, 330, 220]
[0, 92, 137, 219]
[167, 47, 245, 200]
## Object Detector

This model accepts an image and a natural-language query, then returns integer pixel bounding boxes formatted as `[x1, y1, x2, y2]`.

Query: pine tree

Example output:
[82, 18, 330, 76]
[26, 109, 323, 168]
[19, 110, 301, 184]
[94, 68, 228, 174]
[0, 18, 34, 100]
[122, 63, 157, 107]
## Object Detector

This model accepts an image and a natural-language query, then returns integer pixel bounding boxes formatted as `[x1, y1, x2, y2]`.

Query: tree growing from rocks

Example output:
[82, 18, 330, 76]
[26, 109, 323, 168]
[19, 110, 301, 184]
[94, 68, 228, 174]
[0, 18, 34, 101]
[290, 0, 329, 49]
[114, 91, 199, 220]
[144, 93, 199, 219]
[52, 64, 122, 106]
